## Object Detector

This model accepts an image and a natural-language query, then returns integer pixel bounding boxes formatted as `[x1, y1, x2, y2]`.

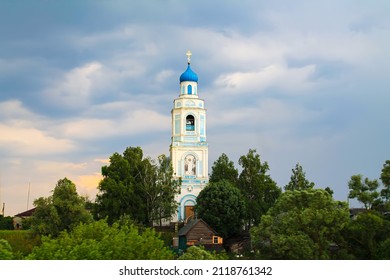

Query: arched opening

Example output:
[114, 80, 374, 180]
[187, 84, 192, 94]
[186, 115, 195, 131]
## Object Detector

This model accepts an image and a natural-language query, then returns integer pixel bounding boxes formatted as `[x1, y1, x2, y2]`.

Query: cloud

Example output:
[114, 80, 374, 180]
[0, 100, 75, 156]
[43, 62, 103, 108]
[214, 63, 317, 94]
[0, 124, 75, 156]
[75, 173, 102, 195]
[0, 100, 37, 119]
[59, 108, 170, 140]
[155, 69, 175, 83]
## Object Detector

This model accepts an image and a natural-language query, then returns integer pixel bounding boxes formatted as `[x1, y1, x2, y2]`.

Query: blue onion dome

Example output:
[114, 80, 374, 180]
[179, 63, 199, 83]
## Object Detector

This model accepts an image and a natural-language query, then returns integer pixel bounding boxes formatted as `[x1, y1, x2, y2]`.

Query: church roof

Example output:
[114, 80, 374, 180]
[179, 63, 198, 83]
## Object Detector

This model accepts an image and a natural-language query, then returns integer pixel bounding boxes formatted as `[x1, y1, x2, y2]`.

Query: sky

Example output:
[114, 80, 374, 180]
[1, 0, 389, 216]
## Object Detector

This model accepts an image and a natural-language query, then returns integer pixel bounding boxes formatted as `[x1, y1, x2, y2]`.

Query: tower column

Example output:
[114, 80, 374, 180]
[170, 51, 209, 222]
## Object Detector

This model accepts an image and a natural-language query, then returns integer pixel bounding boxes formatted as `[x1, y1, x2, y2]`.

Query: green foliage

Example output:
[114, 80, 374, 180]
[380, 160, 390, 203]
[0, 215, 13, 230]
[209, 153, 238, 185]
[0, 230, 41, 258]
[30, 178, 93, 237]
[0, 239, 14, 260]
[381, 160, 390, 188]
[343, 211, 390, 259]
[196, 180, 246, 238]
[27, 219, 174, 260]
[178, 245, 228, 260]
[238, 149, 281, 229]
[95, 147, 180, 226]
[284, 163, 315, 191]
[149, 154, 181, 227]
[251, 189, 350, 259]
[348, 174, 380, 210]
[324, 187, 334, 196]
[376, 237, 390, 259]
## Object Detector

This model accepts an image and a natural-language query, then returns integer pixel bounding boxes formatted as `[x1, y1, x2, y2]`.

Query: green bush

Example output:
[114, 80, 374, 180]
[0, 230, 41, 258]
[0, 239, 14, 260]
[27, 219, 174, 260]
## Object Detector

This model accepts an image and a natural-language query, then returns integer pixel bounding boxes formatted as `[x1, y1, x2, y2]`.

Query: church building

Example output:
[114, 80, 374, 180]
[170, 51, 209, 222]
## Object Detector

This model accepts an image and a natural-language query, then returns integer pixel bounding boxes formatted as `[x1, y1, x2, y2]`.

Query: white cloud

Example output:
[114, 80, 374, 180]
[60, 108, 170, 139]
[208, 98, 321, 130]
[0, 100, 37, 119]
[0, 100, 75, 157]
[213, 63, 317, 94]
[155, 69, 175, 83]
[43, 62, 103, 108]
[0, 123, 75, 156]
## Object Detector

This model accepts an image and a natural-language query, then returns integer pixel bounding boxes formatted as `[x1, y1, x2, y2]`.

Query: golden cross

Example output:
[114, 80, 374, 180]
[186, 50, 192, 64]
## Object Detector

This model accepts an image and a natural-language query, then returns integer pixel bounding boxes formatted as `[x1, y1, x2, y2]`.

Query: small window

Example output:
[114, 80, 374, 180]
[186, 115, 195, 131]
[213, 237, 219, 244]
[187, 85, 192, 94]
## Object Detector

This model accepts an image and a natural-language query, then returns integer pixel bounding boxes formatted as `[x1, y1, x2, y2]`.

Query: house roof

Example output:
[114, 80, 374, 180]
[178, 218, 218, 236]
[14, 208, 36, 217]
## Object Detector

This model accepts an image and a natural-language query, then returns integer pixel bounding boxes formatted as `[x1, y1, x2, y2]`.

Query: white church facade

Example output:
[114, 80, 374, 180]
[170, 51, 209, 222]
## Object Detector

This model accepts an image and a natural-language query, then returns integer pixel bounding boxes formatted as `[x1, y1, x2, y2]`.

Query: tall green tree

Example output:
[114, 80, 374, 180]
[380, 160, 390, 204]
[209, 153, 238, 185]
[147, 155, 181, 227]
[95, 147, 180, 226]
[27, 219, 174, 260]
[348, 174, 380, 210]
[343, 211, 390, 259]
[30, 178, 92, 237]
[196, 180, 246, 238]
[251, 189, 350, 259]
[238, 149, 281, 229]
[284, 163, 315, 191]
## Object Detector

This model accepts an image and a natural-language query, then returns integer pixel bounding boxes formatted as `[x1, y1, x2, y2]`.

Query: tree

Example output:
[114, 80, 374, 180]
[147, 155, 181, 227]
[343, 211, 390, 259]
[251, 189, 350, 259]
[348, 174, 380, 210]
[178, 245, 228, 260]
[238, 149, 281, 229]
[376, 237, 390, 259]
[95, 147, 145, 224]
[0, 239, 14, 260]
[209, 153, 238, 185]
[0, 215, 14, 230]
[196, 180, 246, 239]
[30, 178, 92, 237]
[27, 219, 174, 260]
[324, 187, 334, 197]
[95, 147, 180, 226]
[380, 160, 390, 204]
[284, 163, 315, 191]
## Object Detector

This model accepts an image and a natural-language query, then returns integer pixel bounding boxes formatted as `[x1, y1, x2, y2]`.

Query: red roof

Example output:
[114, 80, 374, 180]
[14, 208, 36, 217]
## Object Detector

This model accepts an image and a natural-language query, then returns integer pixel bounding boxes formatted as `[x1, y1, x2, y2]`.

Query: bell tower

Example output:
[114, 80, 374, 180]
[170, 51, 209, 222]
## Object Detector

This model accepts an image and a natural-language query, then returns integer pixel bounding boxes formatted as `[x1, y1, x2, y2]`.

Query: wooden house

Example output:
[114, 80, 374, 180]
[13, 208, 35, 229]
[177, 219, 223, 251]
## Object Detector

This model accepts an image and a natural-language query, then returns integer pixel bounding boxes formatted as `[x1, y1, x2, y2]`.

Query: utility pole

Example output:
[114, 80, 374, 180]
[27, 180, 31, 210]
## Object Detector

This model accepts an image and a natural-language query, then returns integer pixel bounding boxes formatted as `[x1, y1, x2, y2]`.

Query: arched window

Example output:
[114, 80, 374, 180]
[186, 115, 195, 131]
[187, 85, 192, 94]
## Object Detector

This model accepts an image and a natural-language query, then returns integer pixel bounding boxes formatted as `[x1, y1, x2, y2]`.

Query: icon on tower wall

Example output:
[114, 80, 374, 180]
[184, 154, 196, 176]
